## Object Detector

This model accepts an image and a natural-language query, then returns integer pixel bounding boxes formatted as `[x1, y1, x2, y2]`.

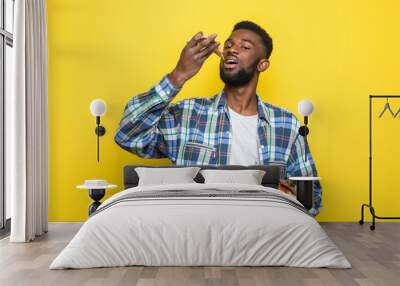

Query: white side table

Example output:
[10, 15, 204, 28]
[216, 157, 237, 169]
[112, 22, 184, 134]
[77, 180, 117, 216]
[288, 176, 320, 210]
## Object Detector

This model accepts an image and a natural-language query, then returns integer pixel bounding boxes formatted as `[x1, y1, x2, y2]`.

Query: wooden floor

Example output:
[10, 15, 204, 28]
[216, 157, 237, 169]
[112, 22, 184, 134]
[0, 222, 399, 286]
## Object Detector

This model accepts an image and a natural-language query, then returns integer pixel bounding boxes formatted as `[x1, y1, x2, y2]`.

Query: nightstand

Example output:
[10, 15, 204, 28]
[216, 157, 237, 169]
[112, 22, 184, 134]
[77, 180, 117, 216]
[288, 176, 320, 210]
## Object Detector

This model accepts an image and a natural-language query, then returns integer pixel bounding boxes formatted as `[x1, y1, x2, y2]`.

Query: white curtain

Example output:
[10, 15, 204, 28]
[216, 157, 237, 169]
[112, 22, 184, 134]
[8, 0, 48, 242]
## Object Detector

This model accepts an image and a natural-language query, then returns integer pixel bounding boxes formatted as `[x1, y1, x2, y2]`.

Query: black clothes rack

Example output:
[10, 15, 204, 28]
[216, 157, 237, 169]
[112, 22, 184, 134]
[359, 95, 400, 230]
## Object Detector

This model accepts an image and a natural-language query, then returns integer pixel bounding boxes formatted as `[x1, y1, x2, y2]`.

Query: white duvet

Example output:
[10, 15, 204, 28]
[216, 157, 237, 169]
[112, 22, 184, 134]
[50, 183, 351, 269]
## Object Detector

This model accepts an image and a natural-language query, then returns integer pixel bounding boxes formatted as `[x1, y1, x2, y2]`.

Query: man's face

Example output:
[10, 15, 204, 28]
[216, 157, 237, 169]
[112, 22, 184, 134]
[219, 29, 268, 86]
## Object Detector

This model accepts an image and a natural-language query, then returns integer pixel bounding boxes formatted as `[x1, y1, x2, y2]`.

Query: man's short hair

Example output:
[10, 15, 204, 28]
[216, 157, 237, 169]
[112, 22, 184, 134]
[233, 21, 273, 59]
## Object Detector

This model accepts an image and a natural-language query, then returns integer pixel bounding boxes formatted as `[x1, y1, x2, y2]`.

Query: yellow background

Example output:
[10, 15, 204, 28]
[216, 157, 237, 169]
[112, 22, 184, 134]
[46, 0, 400, 222]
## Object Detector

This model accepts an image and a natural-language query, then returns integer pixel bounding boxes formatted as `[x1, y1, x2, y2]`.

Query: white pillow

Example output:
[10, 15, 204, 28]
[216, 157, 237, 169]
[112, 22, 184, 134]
[135, 167, 201, 186]
[200, 169, 266, 185]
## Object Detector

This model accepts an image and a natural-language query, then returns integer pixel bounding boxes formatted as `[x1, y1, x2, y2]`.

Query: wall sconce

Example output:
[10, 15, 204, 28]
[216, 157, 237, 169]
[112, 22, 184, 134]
[297, 99, 314, 162]
[90, 99, 107, 162]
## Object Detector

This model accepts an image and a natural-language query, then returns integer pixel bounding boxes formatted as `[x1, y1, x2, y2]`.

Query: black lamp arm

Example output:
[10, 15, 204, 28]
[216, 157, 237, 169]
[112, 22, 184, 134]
[298, 115, 310, 162]
[94, 116, 106, 162]
[298, 115, 309, 137]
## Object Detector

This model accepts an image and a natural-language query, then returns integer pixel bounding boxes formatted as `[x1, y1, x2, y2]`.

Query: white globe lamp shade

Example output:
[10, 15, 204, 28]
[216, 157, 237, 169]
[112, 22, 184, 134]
[90, 99, 107, 116]
[298, 99, 314, 116]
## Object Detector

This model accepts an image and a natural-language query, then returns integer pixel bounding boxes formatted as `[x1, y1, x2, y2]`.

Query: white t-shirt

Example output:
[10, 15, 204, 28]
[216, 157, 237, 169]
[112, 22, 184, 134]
[228, 107, 260, 165]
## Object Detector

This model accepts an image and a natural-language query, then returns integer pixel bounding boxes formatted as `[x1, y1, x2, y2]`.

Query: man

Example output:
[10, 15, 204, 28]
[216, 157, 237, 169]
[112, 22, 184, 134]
[115, 21, 322, 216]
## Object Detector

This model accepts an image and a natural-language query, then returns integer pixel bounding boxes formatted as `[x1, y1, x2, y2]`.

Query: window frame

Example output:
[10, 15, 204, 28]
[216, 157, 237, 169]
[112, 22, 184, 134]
[0, 0, 14, 232]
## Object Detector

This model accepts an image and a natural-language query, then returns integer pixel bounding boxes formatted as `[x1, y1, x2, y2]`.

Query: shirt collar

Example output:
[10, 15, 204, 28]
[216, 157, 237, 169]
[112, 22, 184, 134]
[213, 90, 271, 125]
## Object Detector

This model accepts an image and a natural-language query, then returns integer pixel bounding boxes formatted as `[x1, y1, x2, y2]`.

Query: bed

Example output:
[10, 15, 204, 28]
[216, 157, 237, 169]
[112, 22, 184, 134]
[49, 165, 351, 269]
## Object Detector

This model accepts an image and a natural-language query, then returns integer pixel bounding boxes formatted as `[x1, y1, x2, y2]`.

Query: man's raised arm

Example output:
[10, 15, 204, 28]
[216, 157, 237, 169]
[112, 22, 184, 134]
[114, 75, 181, 159]
[114, 32, 222, 160]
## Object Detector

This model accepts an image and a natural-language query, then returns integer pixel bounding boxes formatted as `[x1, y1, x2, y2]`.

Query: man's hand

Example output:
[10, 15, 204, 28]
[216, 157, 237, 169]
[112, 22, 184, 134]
[168, 32, 221, 88]
[279, 179, 296, 196]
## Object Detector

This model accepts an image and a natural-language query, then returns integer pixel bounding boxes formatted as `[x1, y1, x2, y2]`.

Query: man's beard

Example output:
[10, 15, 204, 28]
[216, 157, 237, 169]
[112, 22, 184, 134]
[219, 58, 260, 87]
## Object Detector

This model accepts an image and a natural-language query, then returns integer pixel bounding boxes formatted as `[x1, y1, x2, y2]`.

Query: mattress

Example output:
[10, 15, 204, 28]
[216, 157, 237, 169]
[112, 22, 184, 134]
[50, 183, 351, 269]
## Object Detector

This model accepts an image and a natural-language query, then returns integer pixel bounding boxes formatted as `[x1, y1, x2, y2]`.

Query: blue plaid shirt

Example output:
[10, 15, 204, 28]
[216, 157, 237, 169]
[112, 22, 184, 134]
[115, 75, 322, 216]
